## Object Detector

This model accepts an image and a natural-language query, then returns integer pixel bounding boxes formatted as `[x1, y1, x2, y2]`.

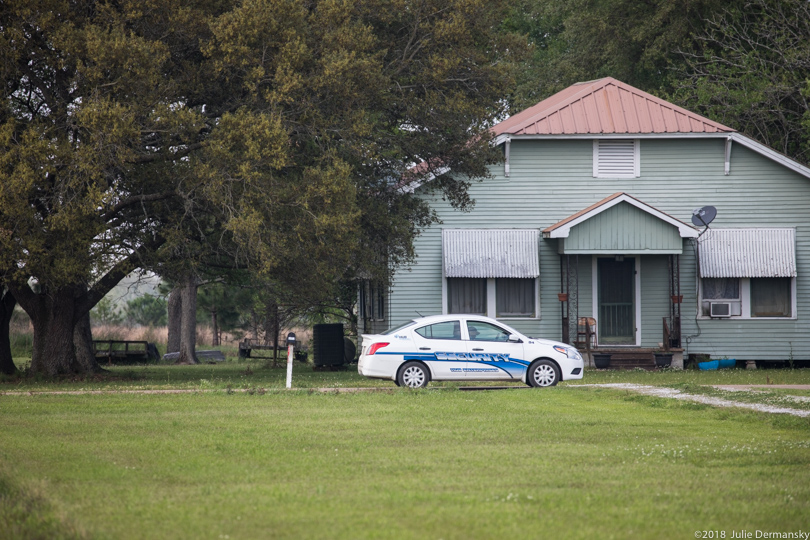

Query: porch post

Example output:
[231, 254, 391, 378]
[565, 254, 579, 347]
[668, 254, 682, 348]
[560, 255, 568, 343]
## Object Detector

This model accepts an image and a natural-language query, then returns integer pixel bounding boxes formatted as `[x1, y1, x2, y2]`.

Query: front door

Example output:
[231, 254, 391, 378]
[598, 257, 636, 345]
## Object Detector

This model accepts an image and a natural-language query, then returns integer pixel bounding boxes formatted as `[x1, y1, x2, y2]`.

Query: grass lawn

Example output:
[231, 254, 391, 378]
[5, 355, 810, 392]
[1, 366, 809, 539]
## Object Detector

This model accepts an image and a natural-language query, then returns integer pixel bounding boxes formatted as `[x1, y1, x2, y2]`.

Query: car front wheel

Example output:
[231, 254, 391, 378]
[528, 360, 559, 387]
[397, 361, 429, 388]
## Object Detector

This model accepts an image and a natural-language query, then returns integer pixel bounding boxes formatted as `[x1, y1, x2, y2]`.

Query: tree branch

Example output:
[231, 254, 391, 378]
[102, 191, 177, 221]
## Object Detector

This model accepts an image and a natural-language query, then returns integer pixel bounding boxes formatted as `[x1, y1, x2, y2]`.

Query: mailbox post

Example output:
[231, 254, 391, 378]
[286, 332, 296, 389]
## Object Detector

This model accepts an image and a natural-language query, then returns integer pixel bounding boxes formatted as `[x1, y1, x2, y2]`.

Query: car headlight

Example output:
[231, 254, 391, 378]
[553, 345, 583, 361]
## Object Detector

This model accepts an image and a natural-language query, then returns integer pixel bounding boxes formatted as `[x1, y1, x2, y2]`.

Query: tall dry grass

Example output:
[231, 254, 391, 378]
[8, 303, 316, 356]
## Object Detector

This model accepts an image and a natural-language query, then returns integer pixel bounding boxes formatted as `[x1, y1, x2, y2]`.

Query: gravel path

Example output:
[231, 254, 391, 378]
[3, 384, 809, 416]
[579, 383, 810, 417]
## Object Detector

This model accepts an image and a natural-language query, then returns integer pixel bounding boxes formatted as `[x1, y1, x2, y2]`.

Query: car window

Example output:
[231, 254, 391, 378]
[382, 321, 416, 335]
[415, 321, 462, 340]
[466, 321, 510, 342]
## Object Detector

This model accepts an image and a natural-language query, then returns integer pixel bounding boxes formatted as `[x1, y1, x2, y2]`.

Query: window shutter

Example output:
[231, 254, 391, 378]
[594, 139, 638, 178]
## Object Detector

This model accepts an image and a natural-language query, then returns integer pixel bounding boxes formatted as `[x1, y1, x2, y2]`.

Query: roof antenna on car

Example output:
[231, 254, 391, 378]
[691, 205, 717, 239]
[415, 310, 424, 317]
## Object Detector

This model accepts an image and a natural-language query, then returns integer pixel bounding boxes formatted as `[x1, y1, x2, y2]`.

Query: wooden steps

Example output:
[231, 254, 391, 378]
[588, 348, 657, 370]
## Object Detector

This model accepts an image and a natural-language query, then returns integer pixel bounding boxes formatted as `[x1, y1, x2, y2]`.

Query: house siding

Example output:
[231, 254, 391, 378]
[389, 137, 810, 361]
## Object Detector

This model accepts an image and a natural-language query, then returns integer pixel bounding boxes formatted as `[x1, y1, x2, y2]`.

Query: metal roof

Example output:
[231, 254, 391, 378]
[699, 228, 796, 278]
[442, 229, 539, 278]
[493, 77, 735, 136]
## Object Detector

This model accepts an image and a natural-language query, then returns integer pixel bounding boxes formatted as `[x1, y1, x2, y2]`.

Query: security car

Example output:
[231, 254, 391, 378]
[358, 315, 584, 388]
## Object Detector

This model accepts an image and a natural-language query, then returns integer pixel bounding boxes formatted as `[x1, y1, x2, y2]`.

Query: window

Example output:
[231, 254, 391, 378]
[447, 278, 486, 315]
[466, 321, 510, 342]
[360, 281, 386, 321]
[447, 277, 538, 318]
[442, 229, 539, 319]
[382, 321, 416, 335]
[701, 277, 794, 318]
[373, 286, 385, 320]
[703, 278, 740, 301]
[593, 139, 639, 178]
[415, 321, 461, 340]
[699, 229, 796, 319]
[751, 278, 791, 317]
[496, 278, 535, 317]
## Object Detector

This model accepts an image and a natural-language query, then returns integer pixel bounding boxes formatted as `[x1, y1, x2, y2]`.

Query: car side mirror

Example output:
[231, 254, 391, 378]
[507, 334, 522, 343]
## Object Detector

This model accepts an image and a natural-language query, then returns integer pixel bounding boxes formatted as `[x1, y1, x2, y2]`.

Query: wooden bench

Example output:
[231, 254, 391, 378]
[238, 339, 308, 362]
[93, 340, 158, 364]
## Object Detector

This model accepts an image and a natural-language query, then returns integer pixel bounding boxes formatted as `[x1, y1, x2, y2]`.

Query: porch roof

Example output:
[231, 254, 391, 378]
[543, 193, 698, 254]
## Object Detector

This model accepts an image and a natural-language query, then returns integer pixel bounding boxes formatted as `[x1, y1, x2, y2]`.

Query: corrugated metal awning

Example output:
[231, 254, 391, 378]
[699, 228, 796, 278]
[443, 229, 539, 278]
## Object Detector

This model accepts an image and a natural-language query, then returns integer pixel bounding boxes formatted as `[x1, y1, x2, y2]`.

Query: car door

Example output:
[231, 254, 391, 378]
[464, 320, 525, 380]
[411, 320, 466, 380]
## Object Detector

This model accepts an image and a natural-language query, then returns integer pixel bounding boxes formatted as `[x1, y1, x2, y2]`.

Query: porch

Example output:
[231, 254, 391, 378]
[542, 193, 699, 367]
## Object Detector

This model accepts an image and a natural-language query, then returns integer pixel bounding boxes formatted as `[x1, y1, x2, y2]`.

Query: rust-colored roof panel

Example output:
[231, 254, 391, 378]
[548, 110, 563, 134]
[560, 105, 577, 133]
[675, 110, 691, 133]
[647, 101, 666, 132]
[662, 106, 679, 133]
[580, 93, 601, 133]
[622, 87, 644, 133]
[495, 77, 734, 137]
[633, 93, 652, 133]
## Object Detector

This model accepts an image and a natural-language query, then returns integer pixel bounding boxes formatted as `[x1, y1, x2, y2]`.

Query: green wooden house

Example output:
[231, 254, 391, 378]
[361, 78, 809, 368]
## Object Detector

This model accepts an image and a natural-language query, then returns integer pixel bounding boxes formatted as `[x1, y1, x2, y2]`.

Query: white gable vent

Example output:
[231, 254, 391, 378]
[593, 139, 639, 178]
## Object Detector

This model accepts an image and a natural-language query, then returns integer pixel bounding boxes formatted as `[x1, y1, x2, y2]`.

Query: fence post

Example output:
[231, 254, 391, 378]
[285, 333, 296, 389]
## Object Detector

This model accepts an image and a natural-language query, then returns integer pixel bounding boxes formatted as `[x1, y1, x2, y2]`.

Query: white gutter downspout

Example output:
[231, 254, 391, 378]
[724, 136, 732, 175]
[504, 137, 511, 178]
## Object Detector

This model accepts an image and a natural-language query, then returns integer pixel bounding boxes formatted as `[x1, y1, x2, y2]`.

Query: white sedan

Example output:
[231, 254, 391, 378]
[358, 315, 584, 388]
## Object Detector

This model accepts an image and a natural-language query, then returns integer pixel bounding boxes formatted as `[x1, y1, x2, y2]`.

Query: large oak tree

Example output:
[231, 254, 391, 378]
[0, 0, 524, 375]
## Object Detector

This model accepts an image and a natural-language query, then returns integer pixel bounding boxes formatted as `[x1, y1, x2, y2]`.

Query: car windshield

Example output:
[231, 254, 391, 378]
[381, 321, 417, 335]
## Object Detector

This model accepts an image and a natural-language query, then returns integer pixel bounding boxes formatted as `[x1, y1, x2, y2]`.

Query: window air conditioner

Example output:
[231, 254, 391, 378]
[710, 302, 732, 318]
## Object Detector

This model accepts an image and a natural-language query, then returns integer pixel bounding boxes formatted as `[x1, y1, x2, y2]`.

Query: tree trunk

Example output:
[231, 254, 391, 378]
[177, 275, 198, 365]
[211, 308, 219, 347]
[6, 257, 133, 377]
[0, 290, 17, 375]
[251, 308, 259, 341]
[167, 286, 182, 354]
[272, 305, 279, 362]
[73, 305, 102, 373]
[25, 287, 81, 376]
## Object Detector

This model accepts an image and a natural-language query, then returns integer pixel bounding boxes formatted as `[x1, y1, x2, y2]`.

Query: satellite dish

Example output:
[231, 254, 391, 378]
[691, 206, 717, 227]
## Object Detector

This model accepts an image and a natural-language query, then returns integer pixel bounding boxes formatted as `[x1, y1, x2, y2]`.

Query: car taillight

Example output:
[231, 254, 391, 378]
[368, 342, 390, 355]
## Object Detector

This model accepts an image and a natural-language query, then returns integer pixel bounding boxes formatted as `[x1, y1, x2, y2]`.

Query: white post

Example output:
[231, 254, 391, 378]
[286, 342, 294, 389]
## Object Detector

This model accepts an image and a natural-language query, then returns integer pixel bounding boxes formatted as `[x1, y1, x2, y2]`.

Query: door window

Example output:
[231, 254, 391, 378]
[466, 321, 510, 342]
[415, 321, 462, 340]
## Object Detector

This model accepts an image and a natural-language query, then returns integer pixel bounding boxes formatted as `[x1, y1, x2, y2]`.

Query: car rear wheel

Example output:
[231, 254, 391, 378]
[528, 360, 559, 387]
[397, 361, 429, 388]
